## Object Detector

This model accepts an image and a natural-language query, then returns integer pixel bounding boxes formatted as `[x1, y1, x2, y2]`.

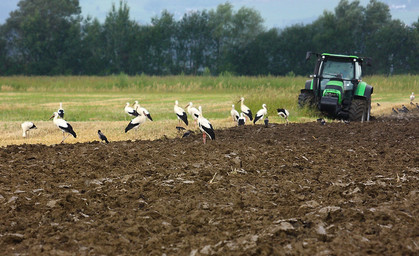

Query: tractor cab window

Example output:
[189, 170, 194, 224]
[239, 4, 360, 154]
[319, 59, 355, 91]
[321, 60, 354, 80]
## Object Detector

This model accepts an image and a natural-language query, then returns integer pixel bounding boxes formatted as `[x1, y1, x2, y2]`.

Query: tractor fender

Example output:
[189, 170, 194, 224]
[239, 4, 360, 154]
[304, 79, 313, 90]
[354, 82, 373, 100]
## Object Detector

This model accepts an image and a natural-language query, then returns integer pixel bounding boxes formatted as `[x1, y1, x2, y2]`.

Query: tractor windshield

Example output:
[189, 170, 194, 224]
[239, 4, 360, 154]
[321, 59, 354, 80]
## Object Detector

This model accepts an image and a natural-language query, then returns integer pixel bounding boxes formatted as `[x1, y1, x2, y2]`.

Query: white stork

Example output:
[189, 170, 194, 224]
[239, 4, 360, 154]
[124, 102, 139, 117]
[277, 108, 289, 124]
[21, 121, 37, 138]
[58, 102, 64, 118]
[254, 104, 267, 124]
[230, 104, 240, 122]
[237, 97, 253, 121]
[186, 102, 200, 125]
[198, 106, 215, 144]
[238, 112, 246, 126]
[134, 101, 153, 121]
[410, 92, 415, 102]
[50, 112, 77, 143]
[125, 111, 147, 133]
[174, 100, 188, 126]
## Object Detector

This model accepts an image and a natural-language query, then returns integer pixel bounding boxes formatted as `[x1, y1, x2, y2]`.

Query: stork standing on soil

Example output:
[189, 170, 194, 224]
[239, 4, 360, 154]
[174, 100, 188, 126]
[58, 102, 64, 118]
[50, 112, 77, 143]
[134, 101, 153, 121]
[21, 122, 37, 138]
[124, 102, 139, 117]
[125, 111, 147, 133]
[230, 104, 240, 122]
[277, 108, 289, 124]
[254, 104, 267, 124]
[198, 106, 215, 144]
[186, 102, 200, 126]
[237, 97, 253, 122]
[410, 92, 415, 102]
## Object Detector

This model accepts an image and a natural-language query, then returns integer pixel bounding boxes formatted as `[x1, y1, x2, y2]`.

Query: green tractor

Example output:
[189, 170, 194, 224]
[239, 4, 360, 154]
[298, 52, 373, 121]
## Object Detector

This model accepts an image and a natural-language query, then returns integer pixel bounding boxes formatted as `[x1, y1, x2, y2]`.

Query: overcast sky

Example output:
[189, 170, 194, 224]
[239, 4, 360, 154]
[0, 0, 417, 28]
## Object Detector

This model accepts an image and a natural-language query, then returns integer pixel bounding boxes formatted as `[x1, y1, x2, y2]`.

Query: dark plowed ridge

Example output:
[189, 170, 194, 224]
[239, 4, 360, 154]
[1, 115, 418, 255]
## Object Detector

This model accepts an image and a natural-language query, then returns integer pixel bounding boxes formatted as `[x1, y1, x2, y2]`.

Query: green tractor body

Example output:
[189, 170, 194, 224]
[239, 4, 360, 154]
[298, 52, 373, 121]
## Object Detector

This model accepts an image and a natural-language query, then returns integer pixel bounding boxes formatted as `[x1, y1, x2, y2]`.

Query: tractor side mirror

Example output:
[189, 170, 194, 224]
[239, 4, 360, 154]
[305, 51, 312, 62]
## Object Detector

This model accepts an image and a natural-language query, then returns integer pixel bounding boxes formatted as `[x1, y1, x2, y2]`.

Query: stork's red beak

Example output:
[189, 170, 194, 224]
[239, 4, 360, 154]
[49, 114, 55, 120]
[185, 104, 189, 108]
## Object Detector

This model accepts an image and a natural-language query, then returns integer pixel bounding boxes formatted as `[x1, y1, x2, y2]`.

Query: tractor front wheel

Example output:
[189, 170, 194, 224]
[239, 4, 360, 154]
[349, 98, 370, 121]
[298, 92, 314, 108]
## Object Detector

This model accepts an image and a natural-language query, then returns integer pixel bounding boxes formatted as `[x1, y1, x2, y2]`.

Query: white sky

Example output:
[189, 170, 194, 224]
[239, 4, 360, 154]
[0, 0, 417, 28]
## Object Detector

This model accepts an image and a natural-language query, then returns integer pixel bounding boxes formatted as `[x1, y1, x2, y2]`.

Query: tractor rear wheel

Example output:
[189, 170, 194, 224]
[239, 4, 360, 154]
[349, 98, 370, 121]
[298, 92, 314, 108]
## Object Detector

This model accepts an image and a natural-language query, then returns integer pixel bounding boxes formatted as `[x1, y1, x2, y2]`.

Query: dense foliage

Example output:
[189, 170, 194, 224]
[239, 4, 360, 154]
[0, 0, 418, 76]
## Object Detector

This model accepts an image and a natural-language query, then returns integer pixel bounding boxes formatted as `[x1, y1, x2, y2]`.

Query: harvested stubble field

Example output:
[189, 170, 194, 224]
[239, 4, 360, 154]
[0, 111, 418, 255]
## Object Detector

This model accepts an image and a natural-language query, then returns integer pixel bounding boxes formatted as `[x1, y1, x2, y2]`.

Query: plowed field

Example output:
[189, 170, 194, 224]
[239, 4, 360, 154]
[1, 113, 418, 255]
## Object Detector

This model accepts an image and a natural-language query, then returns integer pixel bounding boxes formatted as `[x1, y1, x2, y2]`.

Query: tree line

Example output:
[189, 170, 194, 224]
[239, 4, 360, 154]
[0, 0, 418, 76]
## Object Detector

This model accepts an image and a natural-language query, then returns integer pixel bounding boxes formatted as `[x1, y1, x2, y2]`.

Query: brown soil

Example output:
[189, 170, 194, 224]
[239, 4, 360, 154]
[1, 114, 418, 255]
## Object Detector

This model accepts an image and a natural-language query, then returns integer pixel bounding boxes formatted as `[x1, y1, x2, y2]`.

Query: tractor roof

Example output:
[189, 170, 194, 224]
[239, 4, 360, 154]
[306, 51, 371, 66]
[322, 53, 360, 60]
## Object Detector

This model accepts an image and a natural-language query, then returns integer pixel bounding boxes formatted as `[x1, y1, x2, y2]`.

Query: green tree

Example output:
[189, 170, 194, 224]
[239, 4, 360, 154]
[80, 17, 106, 75]
[228, 6, 265, 74]
[237, 28, 281, 75]
[2, 0, 82, 74]
[208, 3, 234, 74]
[103, 0, 138, 74]
[176, 11, 214, 75]
[147, 10, 176, 75]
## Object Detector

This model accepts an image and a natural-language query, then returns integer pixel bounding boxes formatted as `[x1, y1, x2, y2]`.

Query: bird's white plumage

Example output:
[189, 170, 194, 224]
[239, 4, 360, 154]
[21, 121, 36, 137]
[52, 113, 70, 129]
[125, 113, 147, 133]
[254, 104, 267, 124]
[197, 106, 215, 141]
[174, 100, 186, 117]
[174, 100, 188, 125]
[410, 92, 415, 102]
[239, 97, 250, 115]
[50, 112, 76, 142]
[277, 109, 289, 118]
[131, 114, 147, 126]
[134, 101, 151, 116]
[124, 102, 138, 116]
[238, 97, 253, 121]
[230, 104, 240, 122]
[277, 108, 289, 124]
[186, 102, 200, 121]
